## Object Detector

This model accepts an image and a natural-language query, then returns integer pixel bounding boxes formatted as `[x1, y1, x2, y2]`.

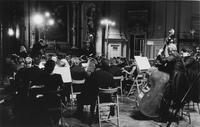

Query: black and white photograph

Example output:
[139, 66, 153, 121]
[0, 0, 200, 127]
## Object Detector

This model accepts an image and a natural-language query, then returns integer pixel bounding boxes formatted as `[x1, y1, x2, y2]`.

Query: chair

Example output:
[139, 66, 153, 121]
[113, 76, 123, 96]
[45, 90, 65, 126]
[180, 102, 191, 124]
[29, 85, 65, 126]
[97, 87, 120, 127]
[70, 79, 85, 106]
[195, 102, 200, 114]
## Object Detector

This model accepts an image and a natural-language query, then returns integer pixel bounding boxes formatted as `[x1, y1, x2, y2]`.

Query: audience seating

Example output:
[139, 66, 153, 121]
[45, 90, 65, 126]
[97, 87, 120, 127]
[197, 102, 200, 114]
[181, 102, 191, 124]
[113, 76, 123, 96]
[70, 79, 85, 107]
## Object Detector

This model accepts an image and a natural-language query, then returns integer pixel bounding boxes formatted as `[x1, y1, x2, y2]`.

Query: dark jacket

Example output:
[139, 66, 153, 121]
[80, 69, 114, 104]
[31, 42, 47, 58]
[161, 52, 187, 104]
[184, 55, 200, 102]
[70, 65, 88, 80]
[15, 67, 33, 96]
[43, 73, 63, 107]
[109, 65, 123, 77]
[44, 73, 63, 91]
[31, 66, 46, 86]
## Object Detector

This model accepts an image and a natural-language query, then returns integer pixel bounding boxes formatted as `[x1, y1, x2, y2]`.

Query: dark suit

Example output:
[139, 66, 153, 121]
[184, 56, 200, 102]
[14, 67, 35, 120]
[70, 65, 88, 80]
[15, 67, 33, 96]
[77, 69, 114, 115]
[161, 52, 187, 106]
[15, 66, 46, 97]
[31, 66, 46, 86]
[109, 65, 123, 89]
[31, 42, 47, 58]
[109, 65, 123, 77]
[44, 73, 63, 92]
[43, 73, 63, 124]
[67, 65, 88, 101]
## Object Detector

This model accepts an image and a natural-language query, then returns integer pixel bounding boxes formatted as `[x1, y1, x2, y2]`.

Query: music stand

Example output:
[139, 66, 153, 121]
[127, 56, 151, 105]
[134, 56, 151, 73]
[53, 65, 72, 83]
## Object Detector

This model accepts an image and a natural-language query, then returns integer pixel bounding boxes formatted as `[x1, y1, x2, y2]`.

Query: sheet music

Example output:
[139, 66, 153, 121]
[134, 56, 151, 72]
[53, 66, 72, 83]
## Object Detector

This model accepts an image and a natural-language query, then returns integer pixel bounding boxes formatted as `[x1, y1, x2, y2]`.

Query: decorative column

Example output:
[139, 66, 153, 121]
[24, 0, 31, 49]
[0, 24, 3, 84]
[71, 2, 77, 49]
[100, 19, 115, 58]
[66, 4, 70, 47]
[76, 2, 80, 48]
[96, 26, 103, 56]
[105, 23, 109, 58]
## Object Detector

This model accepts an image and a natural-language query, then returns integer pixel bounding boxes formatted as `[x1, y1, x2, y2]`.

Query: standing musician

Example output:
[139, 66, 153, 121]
[158, 43, 187, 117]
[31, 39, 48, 58]
[140, 30, 187, 120]
[161, 28, 176, 58]
[156, 28, 176, 72]
[183, 47, 200, 103]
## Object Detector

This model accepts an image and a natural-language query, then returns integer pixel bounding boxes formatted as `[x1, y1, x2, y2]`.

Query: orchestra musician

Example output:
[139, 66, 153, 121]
[158, 43, 187, 117]
[156, 28, 176, 72]
[140, 29, 188, 120]
[163, 44, 187, 104]
[31, 39, 48, 58]
[162, 28, 176, 58]
[184, 48, 200, 103]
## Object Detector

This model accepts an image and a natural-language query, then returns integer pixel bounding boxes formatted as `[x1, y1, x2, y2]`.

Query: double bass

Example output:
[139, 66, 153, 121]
[139, 29, 176, 118]
[139, 70, 170, 118]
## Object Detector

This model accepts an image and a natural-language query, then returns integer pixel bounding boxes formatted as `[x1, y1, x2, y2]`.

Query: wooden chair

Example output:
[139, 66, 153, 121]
[113, 76, 123, 96]
[97, 87, 120, 127]
[29, 85, 65, 126]
[181, 102, 191, 124]
[45, 90, 65, 126]
[70, 79, 85, 106]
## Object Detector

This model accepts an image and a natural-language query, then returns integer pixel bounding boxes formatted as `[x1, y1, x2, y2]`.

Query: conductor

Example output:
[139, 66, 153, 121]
[31, 39, 48, 58]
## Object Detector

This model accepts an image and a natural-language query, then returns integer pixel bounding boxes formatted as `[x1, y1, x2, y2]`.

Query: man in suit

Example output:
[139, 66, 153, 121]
[14, 57, 34, 124]
[43, 60, 64, 125]
[76, 58, 115, 118]
[31, 39, 48, 58]
[70, 57, 88, 80]
[15, 57, 33, 96]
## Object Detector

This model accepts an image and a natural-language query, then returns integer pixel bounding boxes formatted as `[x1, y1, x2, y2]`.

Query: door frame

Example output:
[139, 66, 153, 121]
[128, 32, 146, 59]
